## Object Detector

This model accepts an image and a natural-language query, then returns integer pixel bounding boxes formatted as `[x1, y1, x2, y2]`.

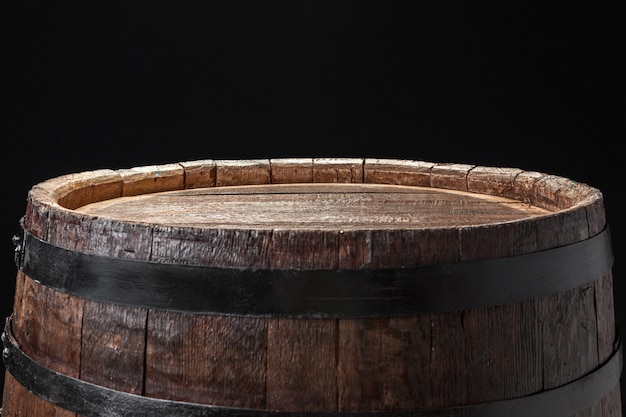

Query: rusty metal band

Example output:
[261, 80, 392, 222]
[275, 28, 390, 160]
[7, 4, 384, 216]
[2, 317, 622, 417]
[15, 224, 613, 317]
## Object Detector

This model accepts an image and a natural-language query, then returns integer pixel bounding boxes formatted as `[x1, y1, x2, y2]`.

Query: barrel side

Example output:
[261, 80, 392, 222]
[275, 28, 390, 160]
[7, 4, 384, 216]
[4, 158, 619, 416]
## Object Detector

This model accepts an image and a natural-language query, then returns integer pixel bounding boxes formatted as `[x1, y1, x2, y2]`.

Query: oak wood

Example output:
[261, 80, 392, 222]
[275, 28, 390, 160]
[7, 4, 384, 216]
[144, 312, 268, 408]
[270, 158, 314, 184]
[179, 159, 216, 189]
[4, 158, 620, 416]
[80, 301, 147, 394]
[312, 157, 363, 183]
[1, 374, 77, 417]
[337, 316, 431, 411]
[75, 183, 551, 231]
[118, 163, 184, 197]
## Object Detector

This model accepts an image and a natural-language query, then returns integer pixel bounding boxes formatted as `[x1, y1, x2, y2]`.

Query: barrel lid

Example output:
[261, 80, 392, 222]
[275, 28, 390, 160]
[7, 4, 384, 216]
[75, 183, 551, 231]
[22, 158, 606, 268]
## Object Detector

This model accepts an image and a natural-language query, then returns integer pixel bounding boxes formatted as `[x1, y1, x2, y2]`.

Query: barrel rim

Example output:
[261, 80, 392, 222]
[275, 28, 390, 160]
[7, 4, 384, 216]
[22, 158, 606, 264]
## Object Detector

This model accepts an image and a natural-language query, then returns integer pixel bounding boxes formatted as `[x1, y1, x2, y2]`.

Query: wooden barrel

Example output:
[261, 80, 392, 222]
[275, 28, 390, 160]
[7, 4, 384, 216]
[1, 158, 622, 417]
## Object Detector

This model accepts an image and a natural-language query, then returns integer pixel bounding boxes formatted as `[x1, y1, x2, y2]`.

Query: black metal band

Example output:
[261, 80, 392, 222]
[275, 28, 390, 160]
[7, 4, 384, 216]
[15, 224, 613, 317]
[2, 316, 622, 417]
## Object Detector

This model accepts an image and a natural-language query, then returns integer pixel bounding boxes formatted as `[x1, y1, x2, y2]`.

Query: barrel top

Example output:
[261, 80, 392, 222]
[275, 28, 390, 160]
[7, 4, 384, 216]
[22, 158, 606, 266]
[75, 183, 551, 230]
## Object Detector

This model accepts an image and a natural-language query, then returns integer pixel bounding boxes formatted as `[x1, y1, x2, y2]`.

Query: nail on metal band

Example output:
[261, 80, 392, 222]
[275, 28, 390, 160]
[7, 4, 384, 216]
[15, 224, 613, 317]
[2, 317, 622, 417]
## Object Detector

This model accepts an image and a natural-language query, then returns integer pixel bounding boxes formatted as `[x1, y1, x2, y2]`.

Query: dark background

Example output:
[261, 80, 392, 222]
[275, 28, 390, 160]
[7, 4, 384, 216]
[2, 1, 623, 409]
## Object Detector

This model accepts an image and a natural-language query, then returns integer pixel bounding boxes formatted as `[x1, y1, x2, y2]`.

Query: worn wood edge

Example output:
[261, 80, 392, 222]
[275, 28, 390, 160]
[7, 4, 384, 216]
[179, 159, 217, 189]
[118, 163, 185, 197]
[215, 159, 271, 186]
[10, 159, 619, 415]
[363, 158, 434, 186]
[22, 158, 607, 254]
[269, 158, 314, 184]
[312, 158, 364, 183]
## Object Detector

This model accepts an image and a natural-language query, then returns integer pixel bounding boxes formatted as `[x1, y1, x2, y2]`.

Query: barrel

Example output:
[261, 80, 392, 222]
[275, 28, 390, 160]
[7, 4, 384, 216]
[2, 158, 622, 417]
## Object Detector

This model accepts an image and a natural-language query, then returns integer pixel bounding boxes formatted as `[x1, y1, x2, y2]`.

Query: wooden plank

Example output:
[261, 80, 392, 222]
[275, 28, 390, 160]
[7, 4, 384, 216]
[540, 283, 599, 391]
[529, 174, 606, 249]
[429, 163, 475, 191]
[47, 209, 92, 251]
[145, 312, 268, 408]
[337, 229, 369, 269]
[11, 270, 26, 319]
[511, 170, 544, 204]
[313, 158, 364, 183]
[266, 318, 337, 412]
[53, 169, 122, 210]
[5, 275, 82, 414]
[530, 190, 591, 251]
[269, 229, 339, 269]
[530, 174, 601, 214]
[594, 272, 623, 416]
[584, 191, 607, 237]
[459, 219, 539, 260]
[1, 374, 77, 417]
[265, 229, 339, 412]
[151, 226, 272, 268]
[270, 158, 314, 183]
[14, 275, 83, 379]
[428, 311, 466, 408]
[338, 226, 463, 410]
[142, 202, 271, 408]
[79, 300, 147, 394]
[463, 301, 542, 403]
[364, 158, 433, 186]
[595, 273, 618, 363]
[118, 163, 185, 197]
[337, 316, 431, 411]
[180, 159, 216, 189]
[215, 159, 271, 186]
[364, 228, 460, 268]
[25, 169, 120, 210]
[87, 216, 154, 260]
[466, 165, 523, 199]
[23, 186, 52, 240]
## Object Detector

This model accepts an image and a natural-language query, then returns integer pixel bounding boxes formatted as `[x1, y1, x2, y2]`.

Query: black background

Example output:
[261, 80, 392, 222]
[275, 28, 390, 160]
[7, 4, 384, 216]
[2, 1, 623, 409]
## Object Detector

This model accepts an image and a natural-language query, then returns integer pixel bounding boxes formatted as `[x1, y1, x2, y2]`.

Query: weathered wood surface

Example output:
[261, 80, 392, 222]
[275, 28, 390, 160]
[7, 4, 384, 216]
[3, 158, 620, 416]
[75, 183, 551, 230]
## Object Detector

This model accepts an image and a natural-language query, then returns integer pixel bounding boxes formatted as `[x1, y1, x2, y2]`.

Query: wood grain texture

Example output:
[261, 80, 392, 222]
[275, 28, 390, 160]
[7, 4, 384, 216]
[118, 163, 184, 197]
[145, 312, 268, 408]
[265, 227, 339, 412]
[337, 316, 431, 411]
[270, 158, 314, 183]
[266, 319, 338, 412]
[1, 374, 77, 417]
[466, 165, 524, 198]
[4, 158, 619, 416]
[80, 301, 147, 394]
[428, 311, 467, 408]
[75, 183, 552, 232]
[364, 158, 433, 186]
[463, 301, 542, 403]
[540, 283, 599, 390]
[313, 157, 363, 183]
[14, 275, 83, 378]
[179, 159, 216, 189]
[429, 162, 475, 191]
[215, 159, 271, 186]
